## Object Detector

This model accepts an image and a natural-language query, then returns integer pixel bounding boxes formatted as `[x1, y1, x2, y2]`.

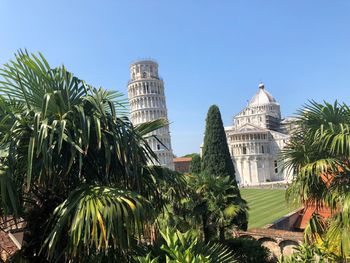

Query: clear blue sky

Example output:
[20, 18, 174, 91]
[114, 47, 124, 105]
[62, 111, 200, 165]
[1, 1, 350, 156]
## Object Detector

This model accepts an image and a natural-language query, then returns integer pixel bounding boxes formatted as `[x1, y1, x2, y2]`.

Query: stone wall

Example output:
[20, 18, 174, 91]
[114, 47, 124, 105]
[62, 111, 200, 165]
[266, 208, 304, 230]
[0, 217, 25, 261]
[0, 231, 19, 261]
[237, 228, 303, 259]
[236, 208, 305, 259]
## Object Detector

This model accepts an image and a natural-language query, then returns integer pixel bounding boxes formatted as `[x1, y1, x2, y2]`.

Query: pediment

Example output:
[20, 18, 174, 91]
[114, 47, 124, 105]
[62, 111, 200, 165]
[236, 123, 266, 132]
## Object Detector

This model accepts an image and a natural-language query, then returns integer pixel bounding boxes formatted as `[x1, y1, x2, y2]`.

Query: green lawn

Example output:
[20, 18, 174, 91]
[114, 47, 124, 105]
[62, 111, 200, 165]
[240, 189, 296, 229]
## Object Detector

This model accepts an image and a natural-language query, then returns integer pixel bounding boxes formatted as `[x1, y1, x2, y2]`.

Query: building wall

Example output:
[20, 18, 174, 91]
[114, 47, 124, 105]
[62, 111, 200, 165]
[227, 132, 290, 185]
[173, 157, 192, 173]
[234, 104, 281, 130]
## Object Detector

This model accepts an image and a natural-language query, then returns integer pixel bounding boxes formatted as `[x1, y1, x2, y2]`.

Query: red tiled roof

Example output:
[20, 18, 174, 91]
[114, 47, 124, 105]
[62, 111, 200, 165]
[173, 157, 192, 162]
[298, 205, 332, 229]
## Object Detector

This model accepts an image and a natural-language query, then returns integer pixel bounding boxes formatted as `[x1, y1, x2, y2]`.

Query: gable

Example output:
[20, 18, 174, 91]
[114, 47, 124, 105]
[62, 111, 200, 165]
[236, 123, 266, 132]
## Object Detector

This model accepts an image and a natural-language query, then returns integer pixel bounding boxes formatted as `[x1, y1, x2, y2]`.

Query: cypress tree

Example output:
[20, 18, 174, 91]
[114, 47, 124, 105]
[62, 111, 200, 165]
[201, 105, 248, 230]
[189, 154, 201, 174]
[201, 105, 236, 180]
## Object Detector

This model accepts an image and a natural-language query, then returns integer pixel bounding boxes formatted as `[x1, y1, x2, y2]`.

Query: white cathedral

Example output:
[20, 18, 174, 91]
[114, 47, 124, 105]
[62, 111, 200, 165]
[225, 83, 296, 185]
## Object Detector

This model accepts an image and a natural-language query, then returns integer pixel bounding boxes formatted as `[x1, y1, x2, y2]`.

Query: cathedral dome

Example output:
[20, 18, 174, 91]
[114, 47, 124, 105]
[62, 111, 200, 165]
[249, 83, 277, 106]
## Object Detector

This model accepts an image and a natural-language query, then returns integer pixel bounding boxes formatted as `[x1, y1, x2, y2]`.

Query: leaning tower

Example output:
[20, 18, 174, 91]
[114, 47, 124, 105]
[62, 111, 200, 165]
[127, 60, 174, 170]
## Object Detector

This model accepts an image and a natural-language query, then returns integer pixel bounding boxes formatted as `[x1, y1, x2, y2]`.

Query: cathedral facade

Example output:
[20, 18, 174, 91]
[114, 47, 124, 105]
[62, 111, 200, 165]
[225, 83, 295, 185]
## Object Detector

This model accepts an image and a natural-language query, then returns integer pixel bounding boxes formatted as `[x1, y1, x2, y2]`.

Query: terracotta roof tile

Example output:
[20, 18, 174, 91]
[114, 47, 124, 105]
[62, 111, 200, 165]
[173, 157, 192, 162]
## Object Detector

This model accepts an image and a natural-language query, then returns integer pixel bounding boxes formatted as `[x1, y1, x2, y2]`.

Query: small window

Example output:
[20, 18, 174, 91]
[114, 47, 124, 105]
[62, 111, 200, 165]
[261, 145, 265, 153]
[243, 146, 247, 154]
[274, 160, 278, 173]
[143, 72, 147, 78]
[157, 144, 160, 150]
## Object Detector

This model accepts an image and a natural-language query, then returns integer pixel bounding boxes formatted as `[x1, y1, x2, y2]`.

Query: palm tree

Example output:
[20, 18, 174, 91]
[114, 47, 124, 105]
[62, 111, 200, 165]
[192, 173, 247, 242]
[168, 173, 247, 243]
[0, 50, 176, 262]
[281, 101, 350, 259]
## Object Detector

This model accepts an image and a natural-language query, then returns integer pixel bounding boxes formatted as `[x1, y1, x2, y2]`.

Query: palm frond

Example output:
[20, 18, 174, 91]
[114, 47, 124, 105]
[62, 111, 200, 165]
[0, 50, 173, 261]
[159, 227, 237, 263]
[304, 213, 327, 243]
[326, 212, 350, 258]
[43, 185, 149, 261]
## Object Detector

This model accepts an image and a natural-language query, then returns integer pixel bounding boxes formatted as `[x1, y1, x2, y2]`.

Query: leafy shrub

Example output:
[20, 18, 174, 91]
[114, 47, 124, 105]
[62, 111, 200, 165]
[137, 227, 237, 263]
[224, 237, 271, 263]
[189, 154, 201, 174]
[278, 243, 341, 263]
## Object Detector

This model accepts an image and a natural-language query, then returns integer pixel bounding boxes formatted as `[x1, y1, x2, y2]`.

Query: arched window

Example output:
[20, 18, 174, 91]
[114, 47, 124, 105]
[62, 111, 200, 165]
[274, 160, 278, 173]
[243, 146, 247, 154]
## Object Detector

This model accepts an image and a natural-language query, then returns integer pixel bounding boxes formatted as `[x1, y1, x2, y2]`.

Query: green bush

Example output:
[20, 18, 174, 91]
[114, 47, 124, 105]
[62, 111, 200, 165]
[189, 154, 201, 174]
[201, 105, 247, 230]
[278, 243, 341, 263]
[137, 227, 238, 263]
[224, 237, 272, 263]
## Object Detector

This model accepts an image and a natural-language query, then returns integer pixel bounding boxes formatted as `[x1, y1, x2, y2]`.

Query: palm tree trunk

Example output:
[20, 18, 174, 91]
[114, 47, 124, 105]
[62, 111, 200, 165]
[202, 213, 209, 242]
[219, 226, 225, 242]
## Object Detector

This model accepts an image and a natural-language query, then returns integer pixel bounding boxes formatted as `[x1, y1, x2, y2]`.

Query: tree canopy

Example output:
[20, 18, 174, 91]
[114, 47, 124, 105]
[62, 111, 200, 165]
[189, 153, 201, 174]
[201, 105, 247, 230]
[282, 101, 350, 259]
[0, 51, 175, 262]
[201, 105, 236, 181]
